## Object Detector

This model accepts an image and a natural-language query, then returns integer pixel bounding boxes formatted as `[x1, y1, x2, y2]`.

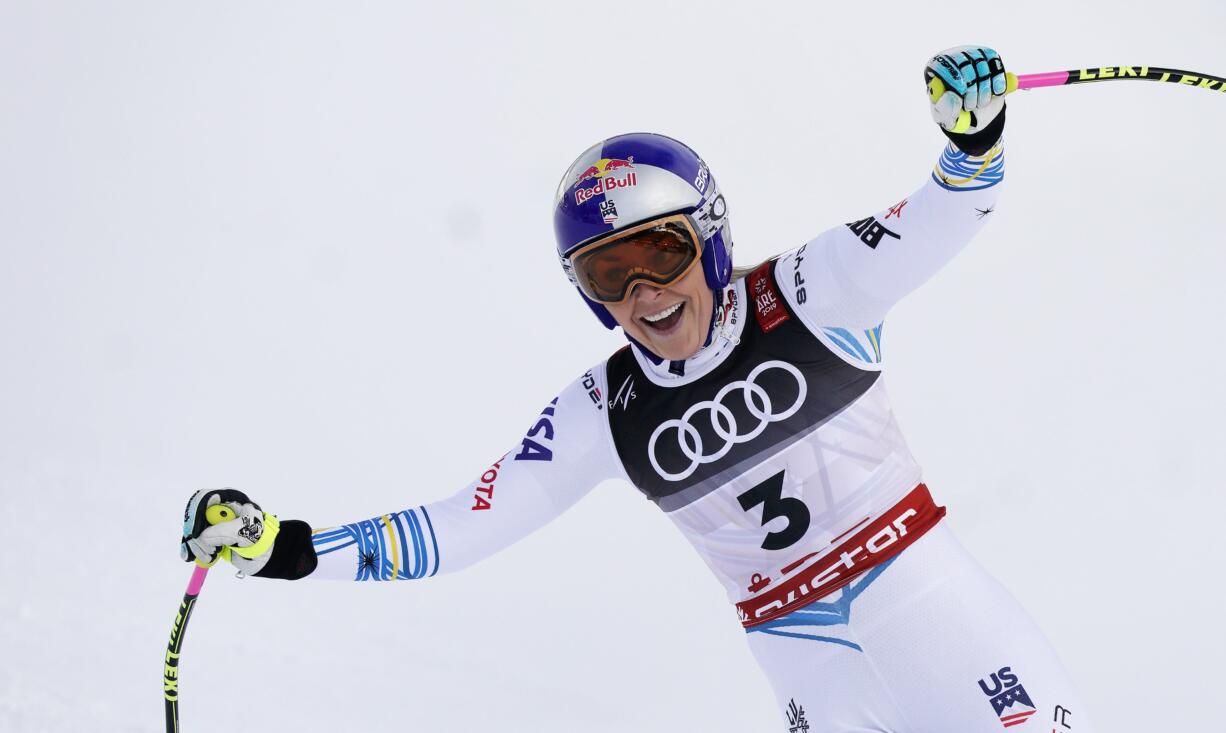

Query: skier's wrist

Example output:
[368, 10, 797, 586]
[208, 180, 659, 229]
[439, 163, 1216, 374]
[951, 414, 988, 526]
[942, 102, 1006, 156]
[252, 519, 318, 580]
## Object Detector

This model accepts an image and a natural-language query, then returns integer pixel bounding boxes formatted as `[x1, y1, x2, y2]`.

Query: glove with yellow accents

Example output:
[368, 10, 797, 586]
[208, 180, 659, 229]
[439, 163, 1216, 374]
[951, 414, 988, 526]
[180, 488, 317, 579]
[924, 45, 1009, 156]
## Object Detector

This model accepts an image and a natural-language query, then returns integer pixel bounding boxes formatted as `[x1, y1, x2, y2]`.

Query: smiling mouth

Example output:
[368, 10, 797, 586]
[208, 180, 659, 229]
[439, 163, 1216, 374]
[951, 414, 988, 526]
[640, 301, 685, 332]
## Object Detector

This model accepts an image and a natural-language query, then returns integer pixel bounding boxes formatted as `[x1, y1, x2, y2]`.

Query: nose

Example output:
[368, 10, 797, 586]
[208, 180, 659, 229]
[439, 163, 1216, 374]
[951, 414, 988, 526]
[630, 282, 664, 300]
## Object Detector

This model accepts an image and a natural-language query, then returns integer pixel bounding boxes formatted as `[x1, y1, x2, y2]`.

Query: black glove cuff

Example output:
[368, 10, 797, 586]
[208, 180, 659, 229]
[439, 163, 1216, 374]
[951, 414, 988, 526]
[942, 102, 1006, 157]
[254, 519, 318, 580]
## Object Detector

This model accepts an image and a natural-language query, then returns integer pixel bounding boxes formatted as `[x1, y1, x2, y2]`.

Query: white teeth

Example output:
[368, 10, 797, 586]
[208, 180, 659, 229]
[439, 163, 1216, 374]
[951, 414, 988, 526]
[643, 302, 682, 323]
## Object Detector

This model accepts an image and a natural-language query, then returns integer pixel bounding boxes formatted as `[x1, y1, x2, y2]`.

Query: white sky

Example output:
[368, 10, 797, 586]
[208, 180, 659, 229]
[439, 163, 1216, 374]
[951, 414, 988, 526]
[1, 2, 1224, 731]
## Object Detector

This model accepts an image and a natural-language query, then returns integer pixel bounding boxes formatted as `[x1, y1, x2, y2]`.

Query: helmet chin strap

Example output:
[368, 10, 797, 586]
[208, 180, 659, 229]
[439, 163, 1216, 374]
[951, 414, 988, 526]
[703, 286, 724, 347]
[625, 287, 722, 366]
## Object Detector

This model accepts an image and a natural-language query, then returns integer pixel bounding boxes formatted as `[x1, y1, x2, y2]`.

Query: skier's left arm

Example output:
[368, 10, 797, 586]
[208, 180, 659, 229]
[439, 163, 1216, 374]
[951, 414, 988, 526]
[777, 45, 1009, 332]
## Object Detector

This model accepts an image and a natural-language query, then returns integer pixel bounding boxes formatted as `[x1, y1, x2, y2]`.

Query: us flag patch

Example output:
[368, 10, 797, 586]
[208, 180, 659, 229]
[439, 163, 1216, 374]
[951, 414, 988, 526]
[978, 666, 1037, 728]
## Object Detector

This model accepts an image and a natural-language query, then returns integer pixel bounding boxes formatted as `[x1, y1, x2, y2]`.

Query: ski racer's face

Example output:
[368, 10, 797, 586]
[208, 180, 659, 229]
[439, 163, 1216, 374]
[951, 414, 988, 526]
[605, 261, 713, 361]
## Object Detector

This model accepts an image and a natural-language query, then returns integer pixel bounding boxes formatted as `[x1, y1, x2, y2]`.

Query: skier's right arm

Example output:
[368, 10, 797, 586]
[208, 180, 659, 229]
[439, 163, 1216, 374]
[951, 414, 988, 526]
[180, 367, 618, 581]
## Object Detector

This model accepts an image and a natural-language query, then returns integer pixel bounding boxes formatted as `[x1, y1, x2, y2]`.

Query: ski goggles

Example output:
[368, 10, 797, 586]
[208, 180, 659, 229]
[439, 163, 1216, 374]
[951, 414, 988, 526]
[566, 214, 703, 305]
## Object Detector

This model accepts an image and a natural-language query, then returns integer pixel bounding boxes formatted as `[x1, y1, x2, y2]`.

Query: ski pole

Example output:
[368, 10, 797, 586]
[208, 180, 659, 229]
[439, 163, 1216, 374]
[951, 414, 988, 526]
[164, 564, 209, 733]
[1012, 66, 1226, 92]
[931, 65, 1226, 132]
[164, 503, 236, 733]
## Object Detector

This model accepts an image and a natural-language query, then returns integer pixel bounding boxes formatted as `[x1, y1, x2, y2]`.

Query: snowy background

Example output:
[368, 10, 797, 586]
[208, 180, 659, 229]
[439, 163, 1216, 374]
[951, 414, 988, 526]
[2, 1, 1223, 731]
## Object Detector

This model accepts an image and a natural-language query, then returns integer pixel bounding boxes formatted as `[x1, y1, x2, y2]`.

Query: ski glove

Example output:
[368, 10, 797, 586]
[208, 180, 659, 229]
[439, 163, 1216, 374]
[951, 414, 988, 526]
[180, 488, 279, 574]
[924, 45, 1009, 155]
[180, 488, 319, 579]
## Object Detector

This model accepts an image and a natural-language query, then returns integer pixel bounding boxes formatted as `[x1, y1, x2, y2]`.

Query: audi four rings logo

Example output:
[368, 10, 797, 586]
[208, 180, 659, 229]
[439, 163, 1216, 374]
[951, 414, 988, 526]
[648, 361, 807, 482]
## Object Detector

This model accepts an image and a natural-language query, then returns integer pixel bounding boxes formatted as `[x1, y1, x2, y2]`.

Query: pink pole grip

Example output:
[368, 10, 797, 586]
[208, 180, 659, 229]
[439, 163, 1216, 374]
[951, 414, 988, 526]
[1015, 71, 1070, 90]
[186, 564, 209, 595]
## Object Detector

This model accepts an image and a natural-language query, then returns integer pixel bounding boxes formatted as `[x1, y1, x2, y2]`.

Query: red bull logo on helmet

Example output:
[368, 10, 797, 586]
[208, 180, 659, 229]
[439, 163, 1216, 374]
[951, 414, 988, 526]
[574, 156, 635, 185]
[574, 170, 637, 205]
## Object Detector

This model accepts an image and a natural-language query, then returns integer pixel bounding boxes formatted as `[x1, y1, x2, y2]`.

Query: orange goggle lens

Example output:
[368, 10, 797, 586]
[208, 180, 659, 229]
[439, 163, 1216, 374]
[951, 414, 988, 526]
[568, 217, 702, 305]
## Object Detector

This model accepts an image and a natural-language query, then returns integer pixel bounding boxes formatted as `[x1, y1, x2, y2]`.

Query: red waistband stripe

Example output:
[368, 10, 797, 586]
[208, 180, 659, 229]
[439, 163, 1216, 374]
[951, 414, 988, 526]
[737, 483, 946, 628]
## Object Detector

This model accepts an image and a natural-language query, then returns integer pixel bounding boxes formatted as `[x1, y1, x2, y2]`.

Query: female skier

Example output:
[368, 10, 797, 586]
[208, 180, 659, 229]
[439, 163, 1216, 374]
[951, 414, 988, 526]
[181, 46, 1093, 731]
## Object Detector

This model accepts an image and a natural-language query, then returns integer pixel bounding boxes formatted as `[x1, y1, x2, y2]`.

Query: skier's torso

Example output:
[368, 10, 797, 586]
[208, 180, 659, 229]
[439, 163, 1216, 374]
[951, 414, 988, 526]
[596, 260, 931, 623]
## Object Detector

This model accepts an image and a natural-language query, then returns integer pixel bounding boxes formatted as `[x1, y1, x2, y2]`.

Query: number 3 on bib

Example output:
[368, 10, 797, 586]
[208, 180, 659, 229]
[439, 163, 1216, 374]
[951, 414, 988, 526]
[737, 470, 811, 551]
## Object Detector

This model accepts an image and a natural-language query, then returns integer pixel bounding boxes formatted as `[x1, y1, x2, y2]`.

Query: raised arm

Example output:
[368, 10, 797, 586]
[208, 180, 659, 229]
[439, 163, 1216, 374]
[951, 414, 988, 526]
[778, 138, 1004, 332]
[180, 366, 619, 581]
[776, 45, 1009, 334]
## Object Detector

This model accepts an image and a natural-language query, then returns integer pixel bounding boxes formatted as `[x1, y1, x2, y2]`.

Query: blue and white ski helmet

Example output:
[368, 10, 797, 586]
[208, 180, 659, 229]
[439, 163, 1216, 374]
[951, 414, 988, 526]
[553, 133, 732, 329]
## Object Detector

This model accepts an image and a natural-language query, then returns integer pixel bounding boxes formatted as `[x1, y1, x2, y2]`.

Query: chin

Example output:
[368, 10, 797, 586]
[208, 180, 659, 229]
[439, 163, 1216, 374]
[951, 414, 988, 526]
[638, 327, 701, 361]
